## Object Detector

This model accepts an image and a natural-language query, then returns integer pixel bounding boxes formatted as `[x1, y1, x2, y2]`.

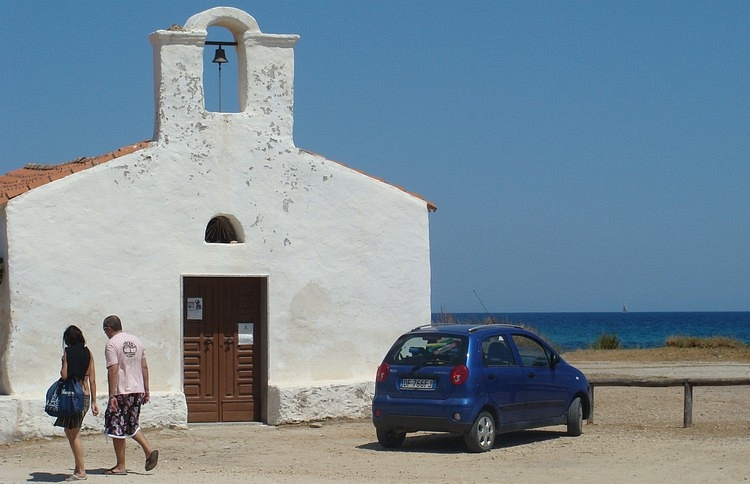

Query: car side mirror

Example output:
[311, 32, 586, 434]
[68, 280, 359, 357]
[550, 354, 561, 369]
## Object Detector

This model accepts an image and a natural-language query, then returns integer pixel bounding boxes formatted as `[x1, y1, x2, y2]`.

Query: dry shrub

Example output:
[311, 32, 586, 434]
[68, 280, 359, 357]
[665, 335, 747, 349]
[591, 333, 622, 350]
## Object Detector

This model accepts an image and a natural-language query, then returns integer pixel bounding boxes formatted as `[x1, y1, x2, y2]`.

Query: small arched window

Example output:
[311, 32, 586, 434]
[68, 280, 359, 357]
[205, 215, 244, 244]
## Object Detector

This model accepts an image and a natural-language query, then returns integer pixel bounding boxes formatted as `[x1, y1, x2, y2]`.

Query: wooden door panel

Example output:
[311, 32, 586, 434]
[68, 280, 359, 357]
[183, 339, 216, 396]
[183, 277, 220, 423]
[222, 401, 255, 422]
[233, 280, 261, 418]
[237, 350, 255, 396]
[187, 404, 220, 423]
[183, 276, 262, 423]
[184, 347, 219, 421]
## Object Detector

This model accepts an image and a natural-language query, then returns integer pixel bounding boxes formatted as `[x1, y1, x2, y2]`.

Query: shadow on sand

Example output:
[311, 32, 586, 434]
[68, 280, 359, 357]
[27, 467, 149, 482]
[358, 429, 567, 454]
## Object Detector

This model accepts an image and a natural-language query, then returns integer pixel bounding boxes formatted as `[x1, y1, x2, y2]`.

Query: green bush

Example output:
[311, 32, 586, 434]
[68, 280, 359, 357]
[591, 333, 621, 350]
[665, 335, 748, 349]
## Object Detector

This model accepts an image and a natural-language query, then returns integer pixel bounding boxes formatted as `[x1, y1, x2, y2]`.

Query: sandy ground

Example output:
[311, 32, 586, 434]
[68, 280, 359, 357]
[2, 355, 750, 483]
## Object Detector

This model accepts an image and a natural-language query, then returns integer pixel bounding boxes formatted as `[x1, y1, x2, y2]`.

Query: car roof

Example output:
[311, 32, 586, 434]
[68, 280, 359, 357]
[407, 323, 527, 336]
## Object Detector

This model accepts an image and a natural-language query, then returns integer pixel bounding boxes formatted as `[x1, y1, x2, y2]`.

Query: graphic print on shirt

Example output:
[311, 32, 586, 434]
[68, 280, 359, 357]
[123, 340, 137, 358]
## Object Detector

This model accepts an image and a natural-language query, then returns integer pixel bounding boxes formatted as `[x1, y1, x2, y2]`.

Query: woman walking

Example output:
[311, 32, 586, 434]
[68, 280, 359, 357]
[54, 325, 99, 481]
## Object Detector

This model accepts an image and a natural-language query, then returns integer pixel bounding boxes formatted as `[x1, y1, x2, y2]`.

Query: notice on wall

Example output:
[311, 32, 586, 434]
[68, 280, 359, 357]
[238, 322, 254, 345]
[187, 298, 203, 320]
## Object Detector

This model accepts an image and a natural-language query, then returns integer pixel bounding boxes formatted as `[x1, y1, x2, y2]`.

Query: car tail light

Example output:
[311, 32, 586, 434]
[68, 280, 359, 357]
[376, 362, 390, 383]
[450, 364, 469, 385]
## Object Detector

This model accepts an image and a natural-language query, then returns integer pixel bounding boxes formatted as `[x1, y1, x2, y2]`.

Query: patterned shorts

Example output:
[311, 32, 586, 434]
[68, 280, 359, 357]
[104, 393, 144, 438]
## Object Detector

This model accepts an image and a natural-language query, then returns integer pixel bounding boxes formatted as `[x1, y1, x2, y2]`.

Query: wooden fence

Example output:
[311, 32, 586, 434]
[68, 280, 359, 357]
[587, 377, 750, 427]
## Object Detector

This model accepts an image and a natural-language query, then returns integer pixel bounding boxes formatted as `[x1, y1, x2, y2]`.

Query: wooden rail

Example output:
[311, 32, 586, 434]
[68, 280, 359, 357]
[587, 377, 750, 427]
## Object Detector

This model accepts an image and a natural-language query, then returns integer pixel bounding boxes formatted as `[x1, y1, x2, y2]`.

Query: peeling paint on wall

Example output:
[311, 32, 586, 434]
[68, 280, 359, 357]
[0, 6, 432, 442]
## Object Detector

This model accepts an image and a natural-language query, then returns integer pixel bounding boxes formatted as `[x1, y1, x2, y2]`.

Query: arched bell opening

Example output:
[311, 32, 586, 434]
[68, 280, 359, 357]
[203, 26, 240, 113]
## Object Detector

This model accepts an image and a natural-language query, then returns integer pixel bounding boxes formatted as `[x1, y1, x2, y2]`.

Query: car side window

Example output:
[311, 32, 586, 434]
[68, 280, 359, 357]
[482, 336, 516, 366]
[511, 334, 550, 368]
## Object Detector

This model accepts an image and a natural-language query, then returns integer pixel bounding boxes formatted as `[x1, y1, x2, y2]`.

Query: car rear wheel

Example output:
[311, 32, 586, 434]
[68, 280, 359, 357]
[464, 411, 495, 452]
[566, 397, 583, 436]
[376, 429, 406, 449]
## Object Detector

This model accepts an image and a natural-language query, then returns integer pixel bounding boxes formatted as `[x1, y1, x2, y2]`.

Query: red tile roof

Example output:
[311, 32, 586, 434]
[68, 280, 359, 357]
[0, 141, 151, 204]
[0, 141, 436, 212]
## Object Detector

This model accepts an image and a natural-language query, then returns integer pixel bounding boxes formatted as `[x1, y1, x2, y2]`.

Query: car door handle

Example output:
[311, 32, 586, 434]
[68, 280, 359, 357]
[527, 372, 536, 378]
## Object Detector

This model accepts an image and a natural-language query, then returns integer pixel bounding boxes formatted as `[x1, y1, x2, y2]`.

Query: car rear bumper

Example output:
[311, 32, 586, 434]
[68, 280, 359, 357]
[372, 413, 472, 434]
[371, 396, 481, 434]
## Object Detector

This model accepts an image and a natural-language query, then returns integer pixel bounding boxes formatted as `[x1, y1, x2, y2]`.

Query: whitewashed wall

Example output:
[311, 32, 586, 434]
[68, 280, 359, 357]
[0, 7, 432, 441]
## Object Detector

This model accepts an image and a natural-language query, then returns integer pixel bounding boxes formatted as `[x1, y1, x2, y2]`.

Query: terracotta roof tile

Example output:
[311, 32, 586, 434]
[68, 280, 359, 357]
[4, 185, 29, 200]
[0, 141, 151, 204]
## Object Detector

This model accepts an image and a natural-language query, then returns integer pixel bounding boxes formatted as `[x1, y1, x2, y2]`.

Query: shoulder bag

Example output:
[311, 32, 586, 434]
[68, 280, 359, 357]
[44, 378, 84, 417]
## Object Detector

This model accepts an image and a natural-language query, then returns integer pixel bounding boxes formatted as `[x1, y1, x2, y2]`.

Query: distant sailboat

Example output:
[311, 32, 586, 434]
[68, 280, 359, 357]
[622, 303, 628, 313]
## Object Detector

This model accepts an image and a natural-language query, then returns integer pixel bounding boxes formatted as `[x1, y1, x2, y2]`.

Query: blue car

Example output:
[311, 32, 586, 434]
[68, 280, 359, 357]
[371, 323, 590, 452]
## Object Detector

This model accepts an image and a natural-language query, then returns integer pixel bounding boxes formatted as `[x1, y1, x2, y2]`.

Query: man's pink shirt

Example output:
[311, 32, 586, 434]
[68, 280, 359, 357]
[105, 331, 147, 395]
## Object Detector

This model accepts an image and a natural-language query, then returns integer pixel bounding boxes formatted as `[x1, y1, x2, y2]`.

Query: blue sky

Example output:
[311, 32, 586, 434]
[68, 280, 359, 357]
[1, 1, 748, 312]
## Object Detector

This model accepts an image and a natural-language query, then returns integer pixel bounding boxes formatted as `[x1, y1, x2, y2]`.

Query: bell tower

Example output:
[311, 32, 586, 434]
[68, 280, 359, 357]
[148, 7, 300, 146]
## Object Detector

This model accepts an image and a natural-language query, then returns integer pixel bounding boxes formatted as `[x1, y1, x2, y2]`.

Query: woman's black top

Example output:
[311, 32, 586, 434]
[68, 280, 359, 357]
[65, 345, 91, 382]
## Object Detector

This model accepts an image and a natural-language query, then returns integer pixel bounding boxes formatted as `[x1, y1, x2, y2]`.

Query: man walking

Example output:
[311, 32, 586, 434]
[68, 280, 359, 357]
[102, 315, 159, 475]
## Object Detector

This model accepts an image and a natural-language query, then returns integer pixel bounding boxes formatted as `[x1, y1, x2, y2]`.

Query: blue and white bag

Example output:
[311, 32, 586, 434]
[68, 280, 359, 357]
[44, 378, 84, 417]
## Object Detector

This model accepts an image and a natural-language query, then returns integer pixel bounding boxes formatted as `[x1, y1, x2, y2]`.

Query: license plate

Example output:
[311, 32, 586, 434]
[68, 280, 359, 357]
[400, 378, 435, 390]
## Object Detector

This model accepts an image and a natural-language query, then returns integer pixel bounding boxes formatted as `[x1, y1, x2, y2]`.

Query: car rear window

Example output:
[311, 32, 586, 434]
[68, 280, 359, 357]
[385, 333, 468, 365]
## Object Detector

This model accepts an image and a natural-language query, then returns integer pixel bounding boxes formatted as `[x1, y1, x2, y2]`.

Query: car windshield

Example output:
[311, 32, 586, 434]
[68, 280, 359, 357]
[386, 333, 467, 366]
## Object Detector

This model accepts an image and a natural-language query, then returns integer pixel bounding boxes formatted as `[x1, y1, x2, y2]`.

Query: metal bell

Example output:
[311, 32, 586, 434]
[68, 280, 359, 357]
[212, 47, 228, 64]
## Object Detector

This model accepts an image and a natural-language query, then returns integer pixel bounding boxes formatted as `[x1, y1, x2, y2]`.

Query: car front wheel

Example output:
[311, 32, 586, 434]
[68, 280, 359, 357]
[376, 429, 406, 449]
[464, 411, 496, 452]
[566, 397, 583, 436]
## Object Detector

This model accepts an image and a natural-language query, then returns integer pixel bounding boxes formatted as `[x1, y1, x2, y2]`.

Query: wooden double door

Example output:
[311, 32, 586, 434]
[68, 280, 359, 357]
[183, 276, 264, 423]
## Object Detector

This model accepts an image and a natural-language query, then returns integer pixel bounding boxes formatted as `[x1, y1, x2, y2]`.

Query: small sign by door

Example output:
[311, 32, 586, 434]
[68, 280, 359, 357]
[187, 297, 203, 320]
[238, 322, 254, 345]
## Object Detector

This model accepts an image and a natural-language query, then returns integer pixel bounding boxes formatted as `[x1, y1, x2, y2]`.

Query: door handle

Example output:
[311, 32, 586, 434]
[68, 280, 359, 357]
[527, 372, 536, 379]
[224, 336, 234, 345]
[204, 337, 213, 348]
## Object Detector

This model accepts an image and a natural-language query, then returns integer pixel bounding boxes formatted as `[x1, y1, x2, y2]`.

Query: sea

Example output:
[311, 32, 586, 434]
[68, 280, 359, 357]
[430, 312, 750, 351]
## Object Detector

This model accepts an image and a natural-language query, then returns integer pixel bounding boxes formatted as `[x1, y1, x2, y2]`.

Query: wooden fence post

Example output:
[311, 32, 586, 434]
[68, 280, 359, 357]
[585, 377, 750, 428]
[683, 383, 693, 427]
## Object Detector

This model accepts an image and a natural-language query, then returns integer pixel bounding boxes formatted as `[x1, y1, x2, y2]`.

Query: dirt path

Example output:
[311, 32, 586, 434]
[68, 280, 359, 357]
[3, 359, 750, 483]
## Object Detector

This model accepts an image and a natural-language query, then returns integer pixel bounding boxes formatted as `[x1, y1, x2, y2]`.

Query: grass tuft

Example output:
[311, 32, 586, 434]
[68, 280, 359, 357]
[591, 333, 622, 350]
[664, 335, 748, 349]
